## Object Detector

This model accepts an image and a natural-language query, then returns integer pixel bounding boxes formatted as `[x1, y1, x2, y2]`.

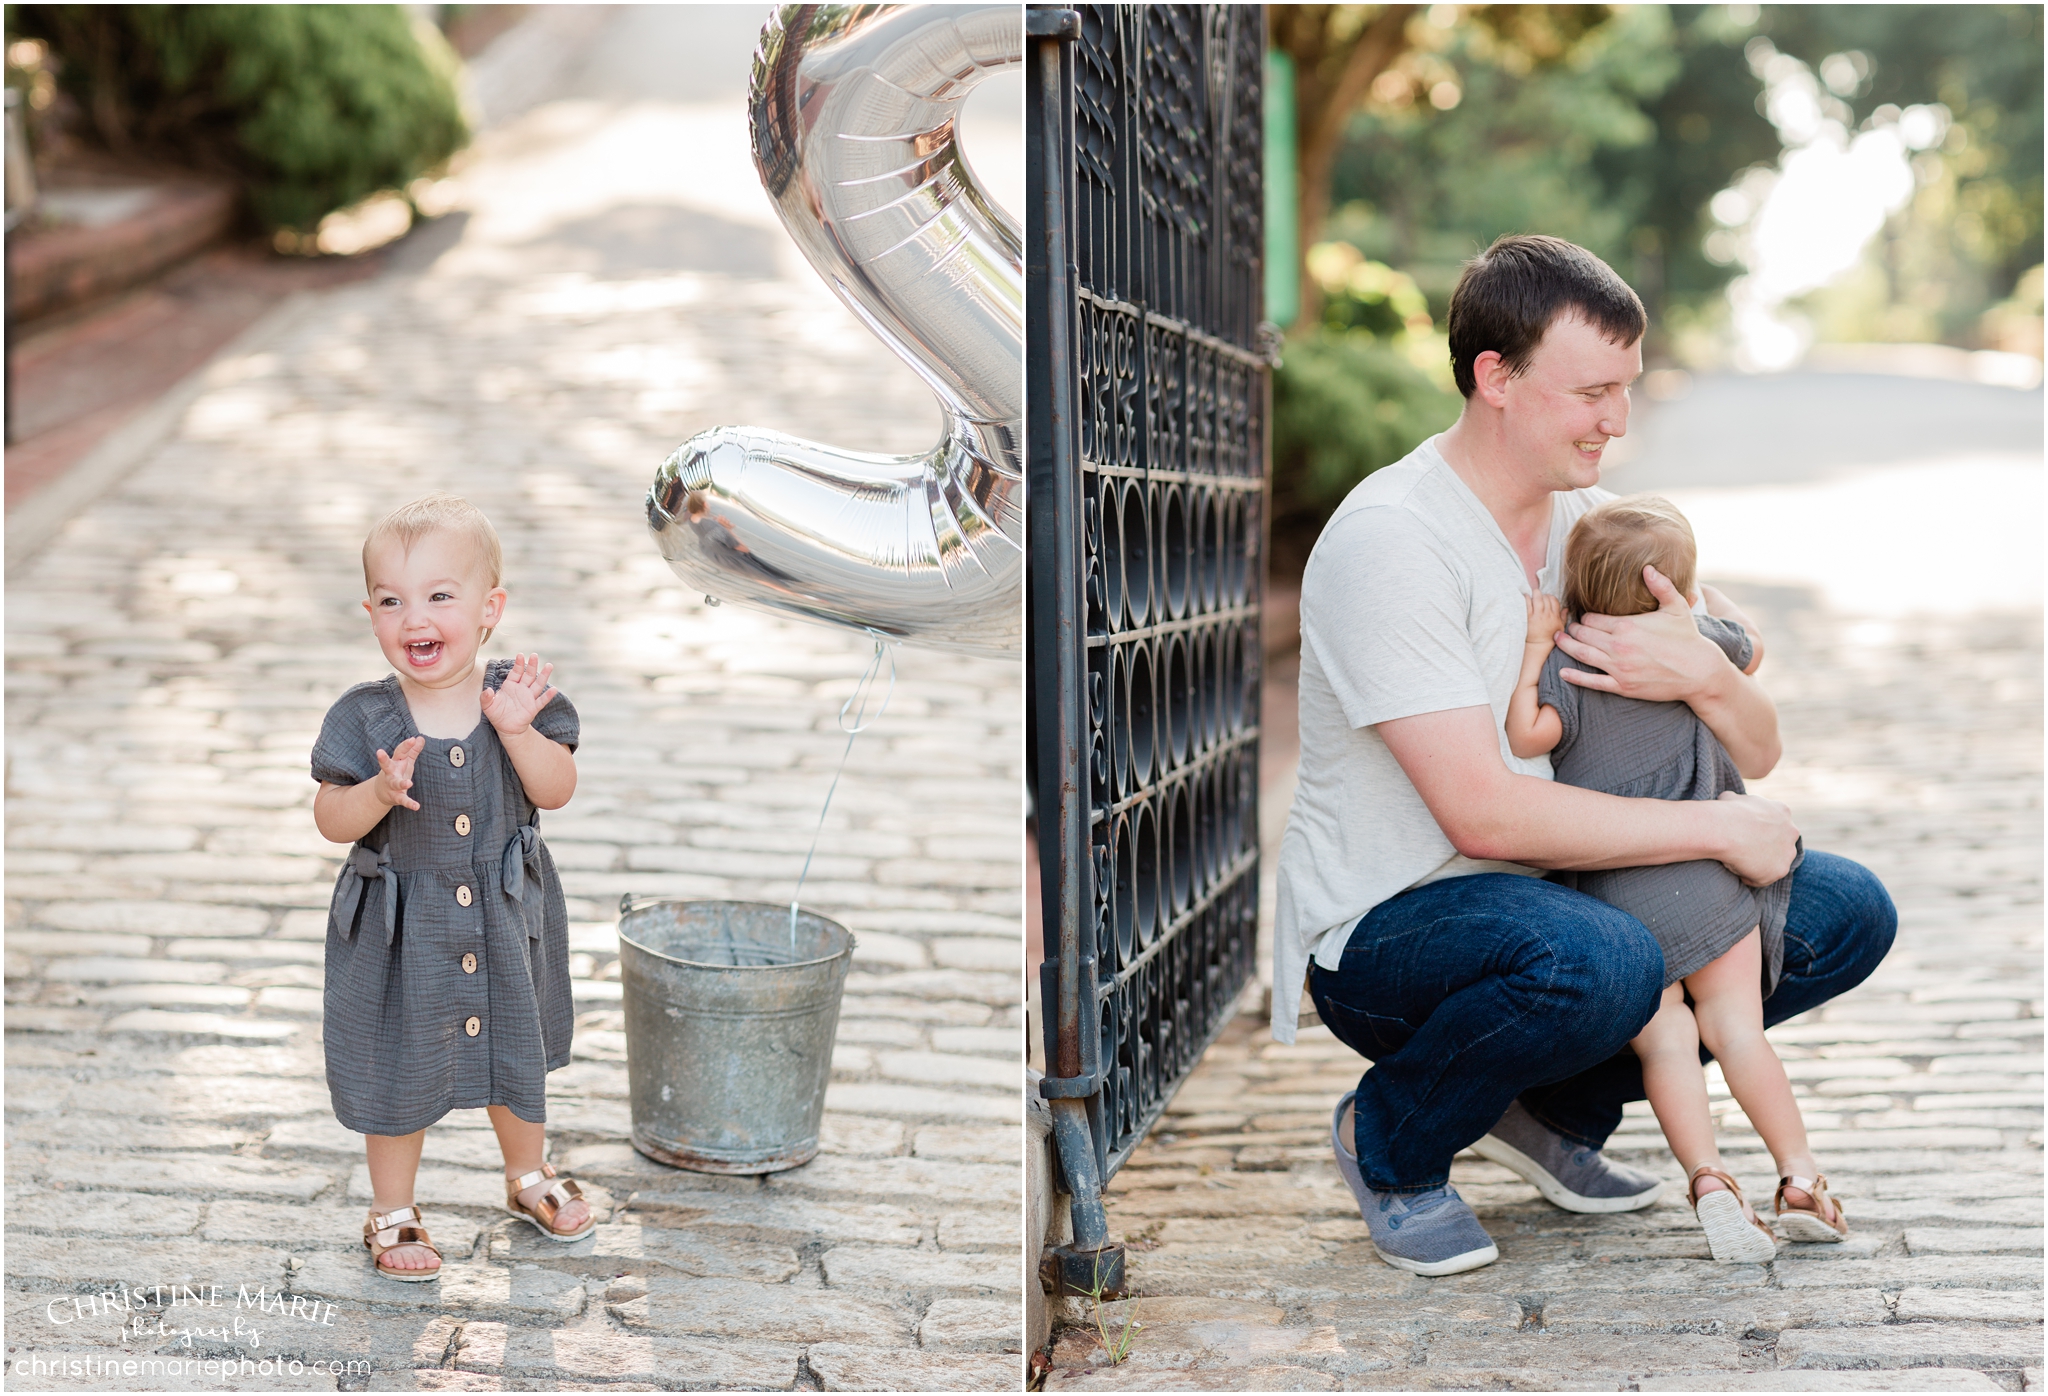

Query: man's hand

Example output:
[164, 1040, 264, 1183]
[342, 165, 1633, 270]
[1553, 565, 1719, 701]
[375, 736, 425, 811]
[481, 654, 559, 738]
[1556, 564, 1780, 778]
[1525, 592, 1566, 648]
[1712, 790, 1800, 886]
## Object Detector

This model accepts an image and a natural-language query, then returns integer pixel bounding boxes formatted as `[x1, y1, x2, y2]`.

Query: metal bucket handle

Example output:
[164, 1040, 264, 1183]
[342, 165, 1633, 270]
[618, 896, 856, 971]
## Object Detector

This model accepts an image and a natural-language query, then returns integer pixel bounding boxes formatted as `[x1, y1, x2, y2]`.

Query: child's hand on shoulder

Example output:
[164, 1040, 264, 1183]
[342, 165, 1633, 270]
[376, 736, 426, 811]
[1525, 592, 1565, 647]
[481, 653, 560, 738]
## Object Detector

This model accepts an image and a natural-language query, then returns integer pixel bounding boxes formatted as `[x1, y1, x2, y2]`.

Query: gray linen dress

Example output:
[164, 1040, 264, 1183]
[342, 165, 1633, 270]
[1539, 616, 1799, 994]
[312, 659, 576, 1136]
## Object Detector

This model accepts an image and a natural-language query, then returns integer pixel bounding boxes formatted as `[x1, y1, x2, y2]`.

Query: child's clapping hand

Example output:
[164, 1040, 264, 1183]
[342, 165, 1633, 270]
[480, 653, 559, 737]
[376, 736, 426, 811]
[1525, 592, 1566, 648]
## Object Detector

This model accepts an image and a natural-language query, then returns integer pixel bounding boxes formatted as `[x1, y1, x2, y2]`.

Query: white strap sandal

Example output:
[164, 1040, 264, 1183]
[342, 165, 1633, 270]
[1688, 1164, 1779, 1264]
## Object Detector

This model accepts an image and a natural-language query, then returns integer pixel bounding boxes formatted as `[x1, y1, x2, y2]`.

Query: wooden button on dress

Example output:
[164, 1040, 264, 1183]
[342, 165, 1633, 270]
[461, 952, 477, 974]
[464, 1016, 481, 1037]
[454, 814, 472, 837]
[450, 745, 465, 768]
[456, 885, 473, 907]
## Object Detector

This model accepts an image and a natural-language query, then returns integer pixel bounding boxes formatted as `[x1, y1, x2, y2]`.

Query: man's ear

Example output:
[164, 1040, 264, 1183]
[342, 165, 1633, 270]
[1472, 349, 1512, 408]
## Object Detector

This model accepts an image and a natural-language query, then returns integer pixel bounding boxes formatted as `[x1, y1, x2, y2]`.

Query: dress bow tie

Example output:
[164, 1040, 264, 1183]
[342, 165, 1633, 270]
[503, 824, 543, 904]
[335, 843, 398, 945]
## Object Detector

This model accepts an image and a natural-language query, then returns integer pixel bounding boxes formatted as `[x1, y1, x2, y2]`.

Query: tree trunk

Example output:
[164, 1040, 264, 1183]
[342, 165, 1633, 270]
[1282, 4, 1420, 332]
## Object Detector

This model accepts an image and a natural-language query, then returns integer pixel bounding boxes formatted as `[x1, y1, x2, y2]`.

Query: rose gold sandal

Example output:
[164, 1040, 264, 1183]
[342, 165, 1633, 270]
[363, 1205, 443, 1282]
[1773, 1172, 1849, 1243]
[1688, 1164, 1778, 1264]
[505, 1162, 596, 1241]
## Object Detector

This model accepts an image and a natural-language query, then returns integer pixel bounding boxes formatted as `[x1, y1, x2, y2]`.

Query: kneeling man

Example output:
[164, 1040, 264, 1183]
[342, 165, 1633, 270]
[1274, 234, 1895, 1276]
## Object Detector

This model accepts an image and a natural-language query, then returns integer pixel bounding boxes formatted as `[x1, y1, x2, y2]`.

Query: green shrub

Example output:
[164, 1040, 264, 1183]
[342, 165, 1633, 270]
[12, 4, 467, 232]
[1271, 332, 1462, 534]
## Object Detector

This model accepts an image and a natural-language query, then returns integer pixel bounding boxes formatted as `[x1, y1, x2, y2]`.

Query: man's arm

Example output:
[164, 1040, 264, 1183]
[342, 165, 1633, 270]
[1553, 566, 1780, 778]
[1377, 704, 1800, 882]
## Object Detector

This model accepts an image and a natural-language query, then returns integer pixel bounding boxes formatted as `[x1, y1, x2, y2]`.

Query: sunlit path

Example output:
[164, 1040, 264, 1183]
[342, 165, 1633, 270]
[5, 9, 1024, 1388]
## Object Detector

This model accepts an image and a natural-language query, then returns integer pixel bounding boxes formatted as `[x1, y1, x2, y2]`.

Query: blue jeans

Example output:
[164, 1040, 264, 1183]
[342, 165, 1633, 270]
[1306, 851, 1895, 1193]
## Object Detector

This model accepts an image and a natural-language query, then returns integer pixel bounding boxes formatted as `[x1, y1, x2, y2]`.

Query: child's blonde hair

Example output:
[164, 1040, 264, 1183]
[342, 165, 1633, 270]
[1563, 495, 1696, 619]
[362, 493, 504, 592]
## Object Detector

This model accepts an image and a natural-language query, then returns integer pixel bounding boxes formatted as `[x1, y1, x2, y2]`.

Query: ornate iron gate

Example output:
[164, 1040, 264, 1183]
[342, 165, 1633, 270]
[1028, 1, 1269, 1285]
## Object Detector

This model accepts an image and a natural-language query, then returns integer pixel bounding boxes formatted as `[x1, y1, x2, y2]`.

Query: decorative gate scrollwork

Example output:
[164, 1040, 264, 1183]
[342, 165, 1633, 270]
[1029, 2, 1268, 1278]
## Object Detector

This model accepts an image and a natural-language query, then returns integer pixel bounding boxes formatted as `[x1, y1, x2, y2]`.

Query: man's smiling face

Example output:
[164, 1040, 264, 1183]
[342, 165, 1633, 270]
[1498, 312, 1641, 493]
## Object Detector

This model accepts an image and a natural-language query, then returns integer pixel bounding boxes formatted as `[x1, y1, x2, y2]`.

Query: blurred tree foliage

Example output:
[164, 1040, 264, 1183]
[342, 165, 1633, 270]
[1760, 5, 2043, 347]
[8, 4, 466, 232]
[1270, 333, 1461, 549]
[1271, 242, 1461, 545]
[1269, 4, 1616, 328]
[1326, 5, 1779, 340]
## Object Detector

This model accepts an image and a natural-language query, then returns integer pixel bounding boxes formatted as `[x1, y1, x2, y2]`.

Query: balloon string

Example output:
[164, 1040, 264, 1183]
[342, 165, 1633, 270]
[791, 630, 897, 954]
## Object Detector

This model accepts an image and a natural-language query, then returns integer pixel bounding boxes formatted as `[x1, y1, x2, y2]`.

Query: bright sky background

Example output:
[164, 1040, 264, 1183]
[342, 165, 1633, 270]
[1710, 38, 1946, 371]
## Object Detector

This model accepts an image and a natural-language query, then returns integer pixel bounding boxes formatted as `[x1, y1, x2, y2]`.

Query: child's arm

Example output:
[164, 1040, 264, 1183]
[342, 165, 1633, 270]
[314, 736, 426, 844]
[1699, 584, 1765, 675]
[483, 653, 578, 810]
[1506, 593, 1566, 759]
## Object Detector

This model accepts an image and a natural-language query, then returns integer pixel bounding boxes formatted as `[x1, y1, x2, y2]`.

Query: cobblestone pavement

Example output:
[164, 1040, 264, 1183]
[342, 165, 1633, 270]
[5, 10, 1022, 1391]
[1045, 439, 2043, 1385]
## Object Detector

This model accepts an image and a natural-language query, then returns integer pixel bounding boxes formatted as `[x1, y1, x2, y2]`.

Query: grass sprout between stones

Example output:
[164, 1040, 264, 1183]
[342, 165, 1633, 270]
[1087, 1258, 1139, 1365]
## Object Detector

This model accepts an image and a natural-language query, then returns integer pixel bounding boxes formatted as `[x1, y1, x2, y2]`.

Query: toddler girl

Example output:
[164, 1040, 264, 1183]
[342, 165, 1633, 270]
[1505, 495, 1847, 1264]
[312, 493, 592, 1281]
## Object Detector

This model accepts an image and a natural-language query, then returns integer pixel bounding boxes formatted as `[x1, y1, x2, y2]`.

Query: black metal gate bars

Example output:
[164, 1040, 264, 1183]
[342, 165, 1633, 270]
[1029, 2, 1268, 1272]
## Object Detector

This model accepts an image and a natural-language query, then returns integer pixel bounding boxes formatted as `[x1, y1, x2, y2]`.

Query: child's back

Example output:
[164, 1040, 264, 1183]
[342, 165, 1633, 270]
[1539, 615, 1792, 992]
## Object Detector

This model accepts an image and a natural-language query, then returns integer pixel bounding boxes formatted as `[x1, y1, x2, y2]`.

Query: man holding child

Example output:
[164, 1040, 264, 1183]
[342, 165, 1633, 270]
[1274, 234, 1896, 1275]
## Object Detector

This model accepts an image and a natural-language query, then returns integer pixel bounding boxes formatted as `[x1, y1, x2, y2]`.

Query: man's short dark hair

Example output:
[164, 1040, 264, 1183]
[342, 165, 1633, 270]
[1446, 235, 1647, 398]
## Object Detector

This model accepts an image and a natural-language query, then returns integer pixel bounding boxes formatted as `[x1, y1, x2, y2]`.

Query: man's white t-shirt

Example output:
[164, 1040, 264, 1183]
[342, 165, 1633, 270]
[1271, 434, 1613, 1042]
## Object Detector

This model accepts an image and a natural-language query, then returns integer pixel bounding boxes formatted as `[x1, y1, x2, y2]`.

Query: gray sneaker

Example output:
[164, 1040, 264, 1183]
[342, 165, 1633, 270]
[1471, 1098, 1663, 1214]
[1332, 1092, 1499, 1277]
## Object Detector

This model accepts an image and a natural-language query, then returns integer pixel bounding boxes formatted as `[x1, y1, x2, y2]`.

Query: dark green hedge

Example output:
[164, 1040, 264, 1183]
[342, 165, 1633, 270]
[13, 4, 467, 232]
[1271, 333, 1462, 531]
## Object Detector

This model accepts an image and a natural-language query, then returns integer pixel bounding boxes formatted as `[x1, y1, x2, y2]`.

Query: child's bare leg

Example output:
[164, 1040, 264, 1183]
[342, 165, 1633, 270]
[364, 1131, 437, 1270]
[487, 1105, 590, 1231]
[1631, 984, 1728, 1189]
[1686, 931, 1838, 1225]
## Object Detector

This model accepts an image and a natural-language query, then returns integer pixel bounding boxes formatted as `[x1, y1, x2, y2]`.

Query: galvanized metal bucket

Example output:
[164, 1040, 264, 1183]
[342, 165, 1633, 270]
[618, 899, 854, 1174]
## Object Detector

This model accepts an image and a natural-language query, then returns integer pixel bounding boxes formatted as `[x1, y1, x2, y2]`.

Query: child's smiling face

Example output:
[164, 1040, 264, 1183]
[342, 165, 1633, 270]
[363, 529, 506, 689]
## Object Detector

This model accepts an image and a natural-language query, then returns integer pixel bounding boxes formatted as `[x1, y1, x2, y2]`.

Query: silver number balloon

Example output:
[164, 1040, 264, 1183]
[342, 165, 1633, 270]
[646, 4, 1022, 657]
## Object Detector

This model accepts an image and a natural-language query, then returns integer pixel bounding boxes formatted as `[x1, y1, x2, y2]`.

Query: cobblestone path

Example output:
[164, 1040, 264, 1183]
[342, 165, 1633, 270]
[1045, 581, 2041, 1388]
[4, 11, 1022, 1390]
